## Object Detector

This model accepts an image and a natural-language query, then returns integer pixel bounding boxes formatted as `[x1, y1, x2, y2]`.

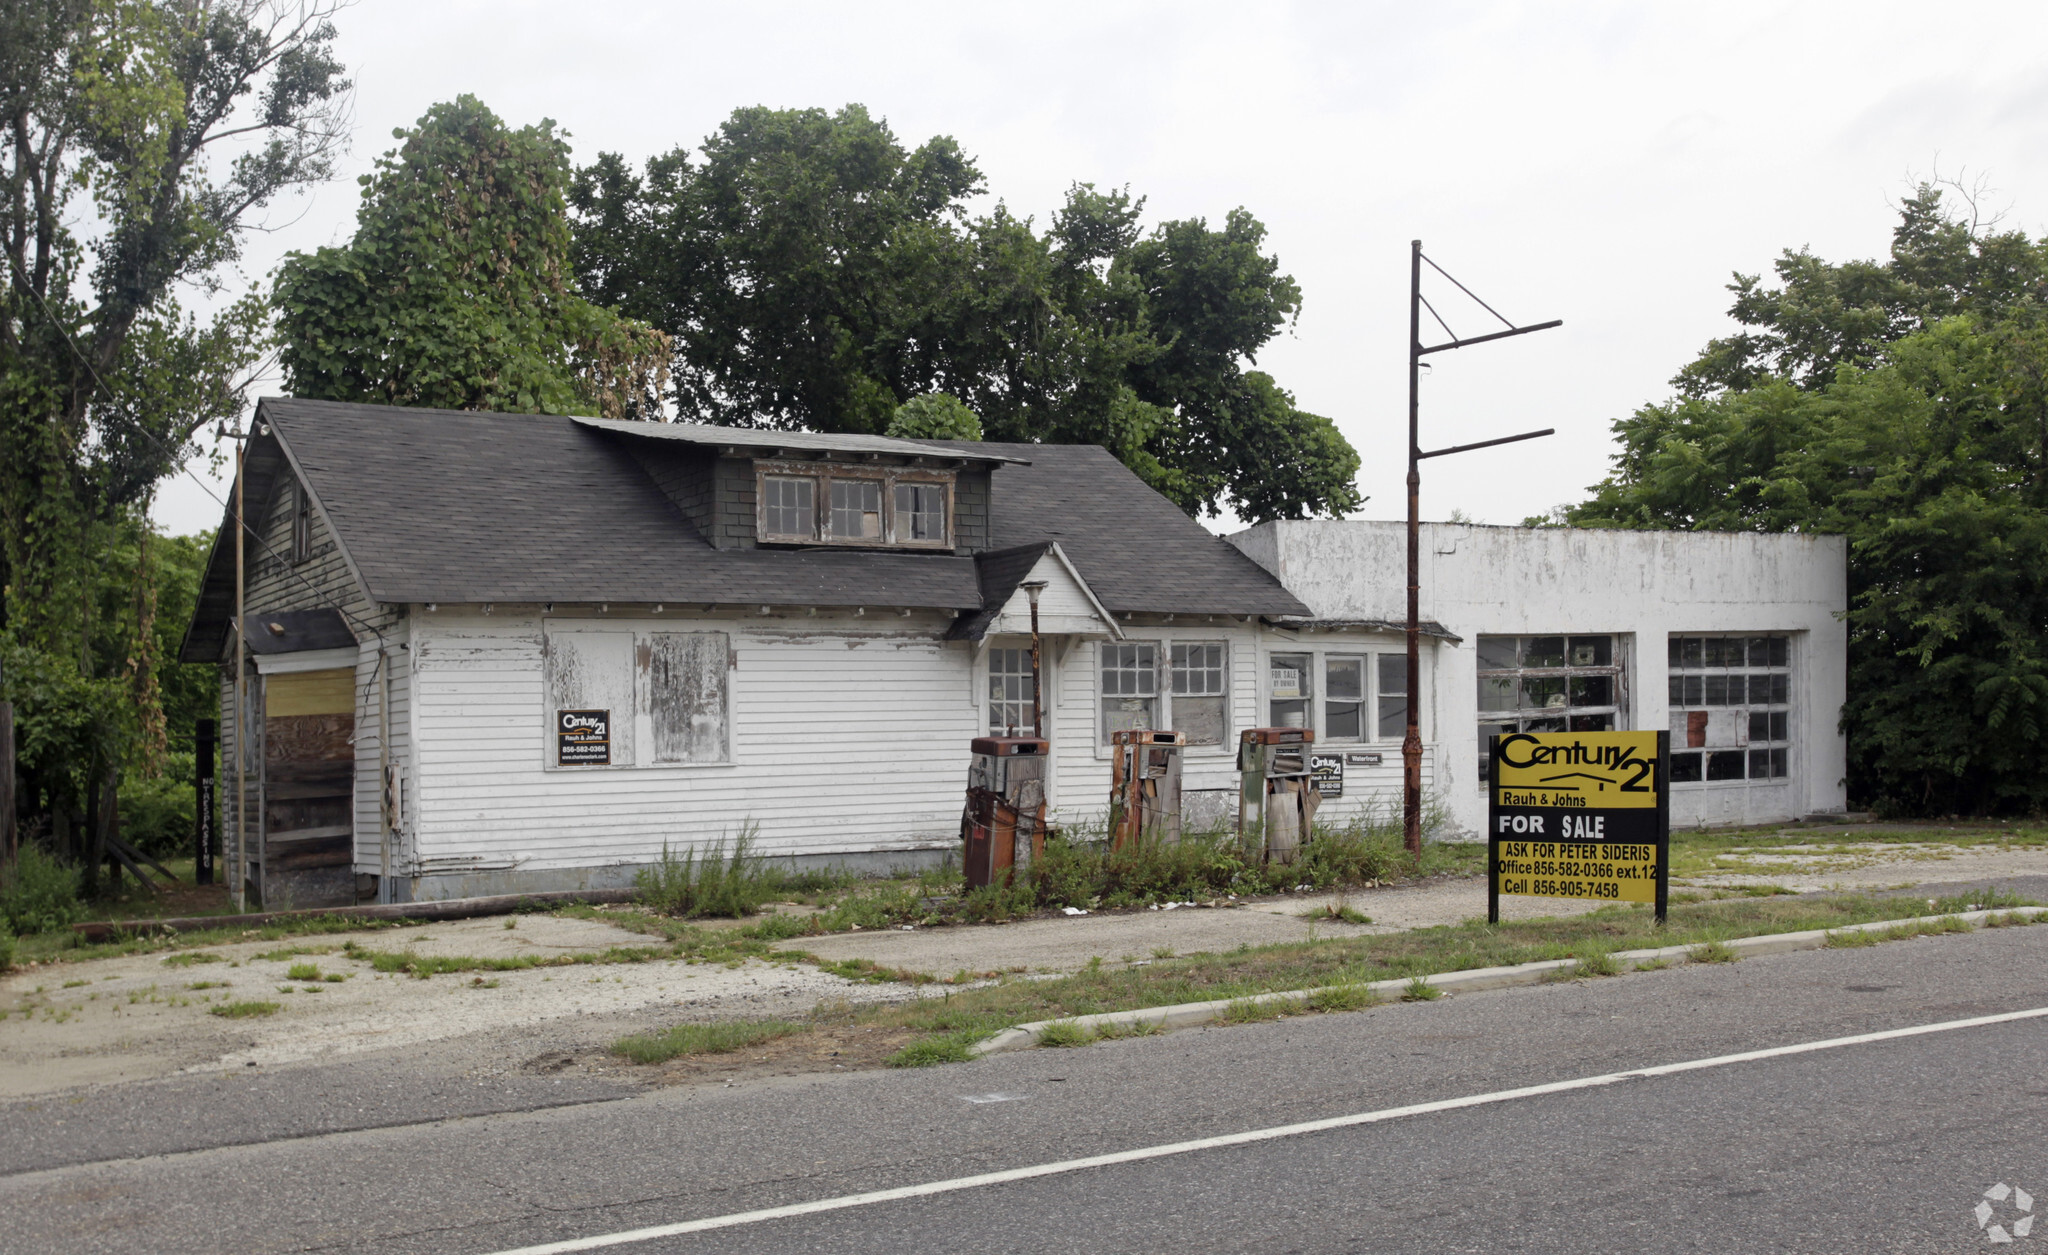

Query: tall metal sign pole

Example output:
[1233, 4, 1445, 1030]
[1402, 239, 1563, 858]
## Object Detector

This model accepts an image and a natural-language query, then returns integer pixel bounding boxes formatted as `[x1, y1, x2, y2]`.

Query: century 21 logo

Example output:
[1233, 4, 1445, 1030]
[1496, 733, 1656, 793]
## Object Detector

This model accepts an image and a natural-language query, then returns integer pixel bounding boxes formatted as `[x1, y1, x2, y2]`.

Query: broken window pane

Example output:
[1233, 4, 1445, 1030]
[1670, 752, 1703, 782]
[1568, 637, 1611, 667]
[1707, 750, 1745, 780]
[1570, 675, 1612, 707]
[893, 482, 947, 542]
[828, 478, 883, 539]
[1523, 636, 1566, 668]
[1102, 643, 1158, 741]
[1171, 642, 1227, 746]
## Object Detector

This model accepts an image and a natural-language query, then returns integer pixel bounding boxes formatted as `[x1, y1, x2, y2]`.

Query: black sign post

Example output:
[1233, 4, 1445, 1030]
[557, 709, 612, 766]
[194, 718, 216, 885]
[1488, 730, 1668, 924]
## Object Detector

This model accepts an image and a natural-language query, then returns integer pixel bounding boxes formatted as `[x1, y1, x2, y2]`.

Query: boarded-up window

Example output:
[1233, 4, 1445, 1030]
[545, 630, 637, 768]
[650, 632, 729, 763]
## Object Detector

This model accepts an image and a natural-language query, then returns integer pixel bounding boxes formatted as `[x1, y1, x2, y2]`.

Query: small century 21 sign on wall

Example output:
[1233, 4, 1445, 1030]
[557, 709, 612, 766]
[1488, 729, 1669, 923]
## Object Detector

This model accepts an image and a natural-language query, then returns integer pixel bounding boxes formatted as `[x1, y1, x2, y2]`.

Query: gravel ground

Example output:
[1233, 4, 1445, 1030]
[0, 913, 914, 1098]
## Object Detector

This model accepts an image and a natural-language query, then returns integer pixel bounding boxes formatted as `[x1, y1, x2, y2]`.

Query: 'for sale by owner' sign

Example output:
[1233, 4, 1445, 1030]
[1489, 729, 1668, 922]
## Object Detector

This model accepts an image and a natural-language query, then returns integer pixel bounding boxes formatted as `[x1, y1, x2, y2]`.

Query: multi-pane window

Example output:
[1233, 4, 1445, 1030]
[1171, 643, 1227, 745]
[1668, 634, 1791, 784]
[1324, 657, 1365, 740]
[988, 647, 1032, 735]
[1377, 654, 1409, 739]
[895, 482, 947, 541]
[828, 479, 882, 540]
[1269, 653, 1312, 729]
[1101, 643, 1159, 739]
[762, 476, 815, 540]
[755, 465, 952, 547]
[1476, 635, 1623, 785]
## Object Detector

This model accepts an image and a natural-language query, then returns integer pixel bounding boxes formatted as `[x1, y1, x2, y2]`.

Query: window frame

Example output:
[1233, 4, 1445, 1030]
[755, 460, 956, 550]
[1474, 634, 1629, 789]
[1091, 637, 1234, 748]
[1666, 633, 1793, 788]
[543, 622, 734, 771]
[1256, 641, 1413, 745]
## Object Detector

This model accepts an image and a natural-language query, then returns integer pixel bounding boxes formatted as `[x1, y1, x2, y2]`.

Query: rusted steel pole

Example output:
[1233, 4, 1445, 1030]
[1403, 239, 1425, 859]
[234, 432, 247, 913]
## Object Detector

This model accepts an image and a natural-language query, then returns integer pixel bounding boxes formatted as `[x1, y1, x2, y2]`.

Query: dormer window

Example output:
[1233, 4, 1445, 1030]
[756, 461, 954, 549]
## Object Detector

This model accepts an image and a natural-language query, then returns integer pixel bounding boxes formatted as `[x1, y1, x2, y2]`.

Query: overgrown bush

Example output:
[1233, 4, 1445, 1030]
[635, 833, 779, 918]
[119, 755, 198, 859]
[0, 926, 15, 972]
[1, 843, 84, 935]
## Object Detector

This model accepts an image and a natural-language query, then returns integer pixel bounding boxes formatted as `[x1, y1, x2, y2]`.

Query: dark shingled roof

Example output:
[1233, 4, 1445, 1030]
[944, 542, 1056, 641]
[260, 398, 983, 608]
[965, 442, 1310, 616]
[182, 399, 1308, 658]
[244, 608, 357, 655]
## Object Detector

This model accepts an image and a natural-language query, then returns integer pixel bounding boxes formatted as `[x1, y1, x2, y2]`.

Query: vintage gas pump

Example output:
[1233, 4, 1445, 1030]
[961, 736, 1049, 887]
[1237, 727, 1319, 864]
[1109, 729, 1185, 850]
[962, 580, 1051, 888]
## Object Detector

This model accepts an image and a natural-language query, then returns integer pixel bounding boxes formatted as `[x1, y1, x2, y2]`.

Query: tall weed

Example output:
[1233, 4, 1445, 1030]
[1, 843, 83, 935]
[635, 830, 780, 918]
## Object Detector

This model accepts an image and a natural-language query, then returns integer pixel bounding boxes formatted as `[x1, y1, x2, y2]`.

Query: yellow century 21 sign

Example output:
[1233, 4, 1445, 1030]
[1489, 729, 1669, 922]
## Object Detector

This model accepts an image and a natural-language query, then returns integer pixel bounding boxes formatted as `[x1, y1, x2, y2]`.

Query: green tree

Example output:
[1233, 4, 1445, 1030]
[275, 95, 670, 418]
[1565, 190, 2048, 815]
[568, 107, 1360, 521]
[887, 392, 981, 441]
[3, 1, 350, 870]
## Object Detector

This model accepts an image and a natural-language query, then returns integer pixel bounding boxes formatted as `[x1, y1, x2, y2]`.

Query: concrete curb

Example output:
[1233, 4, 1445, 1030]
[969, 905, 2048, 1057]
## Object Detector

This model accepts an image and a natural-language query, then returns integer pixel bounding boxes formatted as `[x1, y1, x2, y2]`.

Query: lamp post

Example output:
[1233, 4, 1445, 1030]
[1402, 239, 1562, 858]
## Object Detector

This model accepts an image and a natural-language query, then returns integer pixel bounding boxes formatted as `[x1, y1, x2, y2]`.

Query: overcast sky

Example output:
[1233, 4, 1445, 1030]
[150, 0, 2048, 537]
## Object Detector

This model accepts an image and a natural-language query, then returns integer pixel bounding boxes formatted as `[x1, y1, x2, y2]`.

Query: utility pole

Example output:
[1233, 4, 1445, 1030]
[231, 421, 248, 912]
[1403, 239, 1562, 858]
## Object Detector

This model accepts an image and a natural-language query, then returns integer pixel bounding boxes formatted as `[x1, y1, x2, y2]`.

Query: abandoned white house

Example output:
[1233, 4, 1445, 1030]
[181, 398, 1849, 907]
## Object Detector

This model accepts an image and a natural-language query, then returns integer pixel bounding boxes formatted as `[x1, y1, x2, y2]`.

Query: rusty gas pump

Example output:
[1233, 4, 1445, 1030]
[961, 736, 1049, 887]
[1237, 727, 1319, 864]
[962, 580, 1051, 888]
[1109, 729, 1185, 850]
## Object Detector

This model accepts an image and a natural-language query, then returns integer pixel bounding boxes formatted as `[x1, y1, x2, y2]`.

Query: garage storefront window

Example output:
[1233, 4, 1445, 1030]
[1668, 634, 1791, 784]
[1476, 635, 1624, 785]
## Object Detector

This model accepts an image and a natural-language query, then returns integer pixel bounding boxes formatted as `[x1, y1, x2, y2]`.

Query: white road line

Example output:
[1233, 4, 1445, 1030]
[485, 1004, 2048, 1255]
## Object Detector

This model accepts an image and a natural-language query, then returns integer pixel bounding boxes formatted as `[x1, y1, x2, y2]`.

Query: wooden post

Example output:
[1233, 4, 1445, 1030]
[195, 718, 216, 885]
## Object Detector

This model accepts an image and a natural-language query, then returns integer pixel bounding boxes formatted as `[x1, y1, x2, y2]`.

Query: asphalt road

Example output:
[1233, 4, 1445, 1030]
[5, 918, 2046, 1254]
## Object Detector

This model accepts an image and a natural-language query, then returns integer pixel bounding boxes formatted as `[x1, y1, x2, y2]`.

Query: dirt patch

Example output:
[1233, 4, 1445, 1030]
[1678, 843, 2048, 893]
[644, 1023, 921, 1087]
[0, 912, 915, 1098]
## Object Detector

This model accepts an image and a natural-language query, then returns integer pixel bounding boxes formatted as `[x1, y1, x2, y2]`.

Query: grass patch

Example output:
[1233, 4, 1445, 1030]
[831, 889, 2008, 1066]
[1306, 984, 1378, 1013]
[887, 1032, 982, 1068]
[1034, 1020, 1089, 1047]
[612, 1019, 805, 1064]
[1825, 928, 1880, 948]
[185, 980, 230, 990]
[1401, 975, 1443, 1002]
[341, 940, 667, 978]
[1690, 941, 1738, 964]
[208, 1000, 280, 1019]
[1574, 950, 1620, 977]
[285, 962, 321, 981]
[161, 951, 223, 967]
[1222, 997, 1291, 1024]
